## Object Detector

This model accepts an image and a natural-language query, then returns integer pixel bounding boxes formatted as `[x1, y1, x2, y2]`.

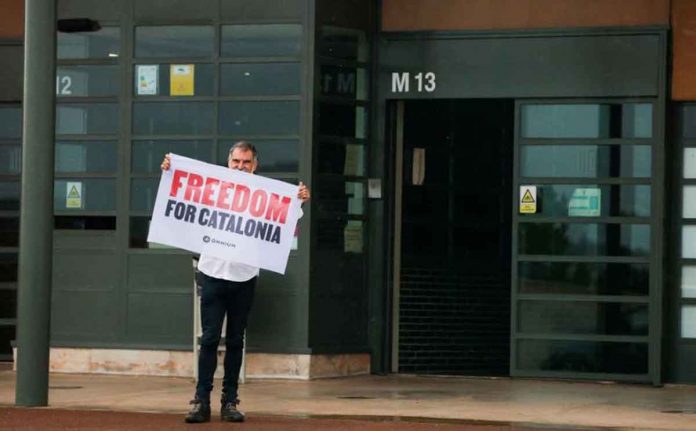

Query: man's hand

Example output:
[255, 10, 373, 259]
[298, 182, 310, 203]
[160, 154, 171, 171]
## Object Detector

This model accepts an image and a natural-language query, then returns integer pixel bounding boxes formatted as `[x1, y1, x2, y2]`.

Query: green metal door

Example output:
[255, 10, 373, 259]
[510, 99, 663, 384]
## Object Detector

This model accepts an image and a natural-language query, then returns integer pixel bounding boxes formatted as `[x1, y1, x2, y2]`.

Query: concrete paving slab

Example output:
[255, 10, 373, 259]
[1, 371, 695, 431]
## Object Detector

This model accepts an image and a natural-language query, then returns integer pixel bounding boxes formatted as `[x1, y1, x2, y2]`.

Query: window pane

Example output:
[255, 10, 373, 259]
[0, 217, 19, 247]
[54, 179, 116, 211]
[681, 266, 696, 298]
[317, 218, 364, 253]
[521, 145, 651, 178]
[519, 301, 648, 336]
[57, 27, 120, 59]
[221, 24, 301, 57]
[132, 140, 213, 173]
[517, 339, 647, 374]
[683, 105, 696, 139]
[682, 306, 696, 338]
[319, 103, 367, 139]
[684, 148, 696, 179]
[135, 26, 213, 58]
[316, 179, 365, 215]
[133, 102, 214, 135]
[0, 253, 18, 282]
[221, 63, 300, 96]
[682, 226, 696, 258]
[130, 178, 159, 212]
[523, 185, 650, 218]
[219, 101, 299, 135]
[622, 103, 652, 138]
[522, 104, 610, 138]
[56, 103, 119, 135]
[134, 64, 214, 97]
[0, 146, 21, 174]
[0, 182, 20, 210]
[519, 223, 650, 256]
[0, 106, 21, 139]
[56, 65, 120, 97]
[684, 186, 696, 218]
[320, 26, 369, 62]
[55, 141, 117, 173]
[218, 140, 298, 173]
[318, 142, 365, 176]
[0, 289, 17, 319]
[54, 216, 116, 230]
[519, 262, 649, 295]
[320, 65, 368, 100]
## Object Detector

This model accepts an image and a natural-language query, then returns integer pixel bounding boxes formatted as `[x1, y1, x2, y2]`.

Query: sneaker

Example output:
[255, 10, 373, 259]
[184, 398, 211, 423]
[220, 398, 245, 422]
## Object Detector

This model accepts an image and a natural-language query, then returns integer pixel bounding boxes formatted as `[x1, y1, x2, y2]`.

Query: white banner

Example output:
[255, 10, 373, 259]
[147, 154, 302, 274]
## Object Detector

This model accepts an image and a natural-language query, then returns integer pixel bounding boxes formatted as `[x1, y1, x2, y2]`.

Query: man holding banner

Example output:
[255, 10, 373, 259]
[156, 141, 310, 423]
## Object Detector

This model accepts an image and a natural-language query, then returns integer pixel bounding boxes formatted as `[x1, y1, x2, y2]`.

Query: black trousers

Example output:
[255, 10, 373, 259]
[195, 271, 256, 402]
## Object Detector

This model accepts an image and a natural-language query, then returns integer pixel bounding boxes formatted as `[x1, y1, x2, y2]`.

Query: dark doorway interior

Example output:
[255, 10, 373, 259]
[398, 99, 514, 376]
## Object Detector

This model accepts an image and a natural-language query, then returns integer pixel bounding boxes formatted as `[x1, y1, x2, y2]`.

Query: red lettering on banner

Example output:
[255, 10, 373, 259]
[231, 185, 250, 212]
[202, 177, 220, 206]
[170, 170, 188, 197]
[184, 173, 204, 203]
[216, 181, 234, 210]
[249, 189, 268, 217]
[265, 193, 290, 224]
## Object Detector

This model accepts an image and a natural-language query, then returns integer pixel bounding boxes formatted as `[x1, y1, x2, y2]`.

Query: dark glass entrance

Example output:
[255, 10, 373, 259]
[394, 99, 514, 375]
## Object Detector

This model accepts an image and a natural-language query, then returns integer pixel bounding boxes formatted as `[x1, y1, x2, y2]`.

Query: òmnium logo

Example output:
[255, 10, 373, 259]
[203, 235, 236, 248]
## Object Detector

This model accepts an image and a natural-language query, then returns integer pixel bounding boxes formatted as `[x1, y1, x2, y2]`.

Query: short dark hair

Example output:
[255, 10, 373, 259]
[228, 140, 257, 160]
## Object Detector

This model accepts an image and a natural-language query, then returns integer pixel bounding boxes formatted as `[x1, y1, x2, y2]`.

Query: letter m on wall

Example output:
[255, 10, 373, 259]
[391, 72, 409, 93]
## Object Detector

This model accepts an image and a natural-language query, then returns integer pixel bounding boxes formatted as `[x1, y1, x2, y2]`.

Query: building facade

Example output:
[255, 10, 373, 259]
[1, 0, 696, 384]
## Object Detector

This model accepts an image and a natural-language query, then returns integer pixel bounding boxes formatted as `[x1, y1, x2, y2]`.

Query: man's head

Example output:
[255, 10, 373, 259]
[227, 141, 258, 174]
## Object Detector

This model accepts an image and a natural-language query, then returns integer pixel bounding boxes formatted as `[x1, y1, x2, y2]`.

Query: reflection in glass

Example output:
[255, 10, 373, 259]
[218, 140, 298, 173]
[622, 103, 653, 138]
[683, 105, 696, 138]
[316, 179, 365, 215]
[684, 186, 696, 218]
[319, 103, 367, 138]
[681, 266, 696, 298]
[57, 65, 119, 97]
[521, 145, 651, 178]
[135, 26, 213, 58]
[519, 301, 648, 335]
[56, 141, 117, 173]
[57, 27, 120, 59]
[0, 182, 20, 210]
[684, 148, 696, 179]
[0, 106, 22, 138]
[0, 217, 19, 247]
[682, 306, 696, 338]
[319, 65, 367, 99]
[346, 182, 365, 215]
[0, 253, 18, 282]
[54, 216, 116, 230]
[519, 262, 649, 295]
[130, 178, 159, 212]
[519, 223, 650, 256]
[219, 101, 299, 136]
[221, 24, 301, 57]
[524, 185, 650, 218]
[132, 140, 213, 173]
[130, 217, 150, 248]
[318, 142, 365, 176]
[221, 63, 300, 96]
[134, 64, 214, 97]
[682, 226, 696, 258]
[56, 104, 119, 135]
[320, 26, 368, 62]
[316, 218, 363, 253]
[517, 339, 647, 374]
[133, 102, 214, 135]
[0, 146, 21, 174]
[53, 179, 116, 211]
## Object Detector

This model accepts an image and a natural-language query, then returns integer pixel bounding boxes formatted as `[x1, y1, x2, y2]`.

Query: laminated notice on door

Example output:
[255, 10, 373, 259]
[519, 185, 537, 214]
[66, 181, 83, 209]
[170, 64, 194, 96]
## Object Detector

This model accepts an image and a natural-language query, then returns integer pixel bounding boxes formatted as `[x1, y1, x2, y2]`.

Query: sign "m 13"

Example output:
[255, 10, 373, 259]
[391, 72, 436, 93]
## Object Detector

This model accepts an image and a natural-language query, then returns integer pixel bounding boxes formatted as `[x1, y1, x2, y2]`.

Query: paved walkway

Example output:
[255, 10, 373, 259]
[1, 371, 696, 430]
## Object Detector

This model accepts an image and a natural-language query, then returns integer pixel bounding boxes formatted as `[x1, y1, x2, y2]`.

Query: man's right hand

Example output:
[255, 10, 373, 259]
[160, 154, 171, 171]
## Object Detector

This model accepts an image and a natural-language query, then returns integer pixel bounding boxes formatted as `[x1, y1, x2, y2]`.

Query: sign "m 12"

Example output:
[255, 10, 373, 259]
[391, 72, 436, 93]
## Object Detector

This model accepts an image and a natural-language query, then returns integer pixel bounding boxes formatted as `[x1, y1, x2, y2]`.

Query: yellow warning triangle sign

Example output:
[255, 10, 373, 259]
[521, 189, 535, 203]
[68, 185, 81, 199]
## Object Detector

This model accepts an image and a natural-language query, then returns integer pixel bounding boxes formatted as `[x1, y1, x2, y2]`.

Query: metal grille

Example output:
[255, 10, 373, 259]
[399, 267, 510, 376]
